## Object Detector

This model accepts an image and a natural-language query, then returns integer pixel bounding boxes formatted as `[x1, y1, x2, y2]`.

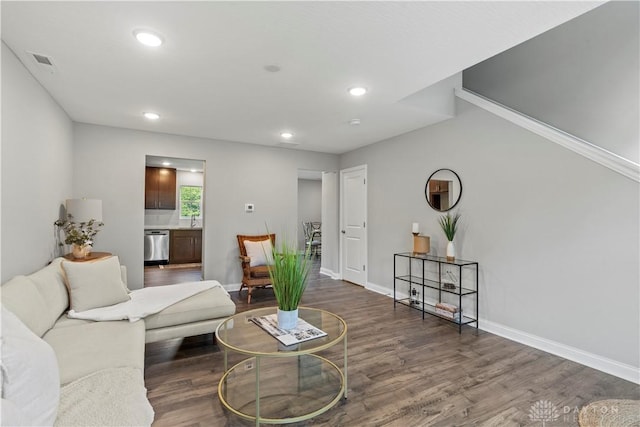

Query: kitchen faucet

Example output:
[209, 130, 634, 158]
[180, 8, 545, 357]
[190, 214, 197, 228]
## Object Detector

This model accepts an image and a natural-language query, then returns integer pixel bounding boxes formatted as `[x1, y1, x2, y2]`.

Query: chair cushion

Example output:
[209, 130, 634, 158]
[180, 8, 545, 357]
[1, 306, 60, 426]
[244, 239, 274, 267]
[144, 286, 236, 330]
[61, 256, 130, 312]
[250, 265, 270, 278]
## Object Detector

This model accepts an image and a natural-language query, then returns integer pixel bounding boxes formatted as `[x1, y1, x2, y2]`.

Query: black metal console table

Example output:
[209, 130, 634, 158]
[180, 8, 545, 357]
[394, 252, 479, 333]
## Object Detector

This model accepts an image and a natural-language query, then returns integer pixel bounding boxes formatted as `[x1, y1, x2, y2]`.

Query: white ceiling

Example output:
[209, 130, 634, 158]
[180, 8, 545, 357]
[1, 1, 603, 154]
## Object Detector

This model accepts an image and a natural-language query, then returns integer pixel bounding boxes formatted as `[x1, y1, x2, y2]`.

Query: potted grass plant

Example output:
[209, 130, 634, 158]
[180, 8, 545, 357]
[438, 212, 461, 261]
[267, 239, 311, 330]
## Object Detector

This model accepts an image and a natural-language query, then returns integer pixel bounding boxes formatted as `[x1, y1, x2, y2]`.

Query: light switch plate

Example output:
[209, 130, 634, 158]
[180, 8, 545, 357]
[245, 203, 254, 213]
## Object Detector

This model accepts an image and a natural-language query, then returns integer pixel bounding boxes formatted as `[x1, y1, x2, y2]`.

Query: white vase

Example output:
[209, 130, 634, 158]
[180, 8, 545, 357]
[446, 241, 455, 262]
[277, 308, 298, 330]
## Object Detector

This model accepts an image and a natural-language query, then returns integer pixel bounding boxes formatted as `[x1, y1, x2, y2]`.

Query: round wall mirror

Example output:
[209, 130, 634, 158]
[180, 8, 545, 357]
[424, 168, 462, 212]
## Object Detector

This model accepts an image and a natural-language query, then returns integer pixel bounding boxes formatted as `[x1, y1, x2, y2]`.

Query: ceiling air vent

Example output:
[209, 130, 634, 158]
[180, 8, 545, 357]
[27, 51, 57, 74]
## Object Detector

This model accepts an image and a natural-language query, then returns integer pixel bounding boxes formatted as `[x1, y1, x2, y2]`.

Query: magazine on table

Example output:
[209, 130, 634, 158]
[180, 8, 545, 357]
[250, 313, 327, 346]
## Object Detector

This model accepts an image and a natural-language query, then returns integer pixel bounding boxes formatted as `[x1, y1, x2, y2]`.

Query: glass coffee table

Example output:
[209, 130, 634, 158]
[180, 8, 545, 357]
[215, 307, 347, 426]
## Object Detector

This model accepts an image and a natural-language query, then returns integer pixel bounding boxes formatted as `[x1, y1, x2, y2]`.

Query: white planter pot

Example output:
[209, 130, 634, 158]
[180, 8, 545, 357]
[446, 241, 456, 262]
[277, 308, 299, 330]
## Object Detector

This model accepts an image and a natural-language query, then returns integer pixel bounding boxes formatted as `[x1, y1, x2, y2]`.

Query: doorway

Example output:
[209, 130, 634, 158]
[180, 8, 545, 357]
[144, 155, 205, 287]
[298, 169, 323, 274]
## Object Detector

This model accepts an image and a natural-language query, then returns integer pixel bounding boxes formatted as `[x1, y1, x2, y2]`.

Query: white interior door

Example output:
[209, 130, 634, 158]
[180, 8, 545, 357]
[340, 165, 367, 286]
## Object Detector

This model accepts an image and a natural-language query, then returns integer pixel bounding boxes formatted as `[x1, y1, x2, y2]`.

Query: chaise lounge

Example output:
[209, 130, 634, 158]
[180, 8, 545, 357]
[1, 256, 236, 426]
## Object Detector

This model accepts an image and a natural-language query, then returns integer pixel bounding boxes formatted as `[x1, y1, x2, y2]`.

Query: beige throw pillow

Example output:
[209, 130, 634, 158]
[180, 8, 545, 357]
[62, 256, 130, 312]
[244, 239, 274, 267]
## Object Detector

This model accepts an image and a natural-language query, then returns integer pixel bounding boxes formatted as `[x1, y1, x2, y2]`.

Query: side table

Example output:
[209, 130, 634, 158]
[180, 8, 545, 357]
[63, 251, 112, 262]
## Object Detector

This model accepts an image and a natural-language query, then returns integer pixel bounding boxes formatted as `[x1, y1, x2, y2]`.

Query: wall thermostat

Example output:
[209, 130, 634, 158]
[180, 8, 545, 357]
[245, 203, 255, 213]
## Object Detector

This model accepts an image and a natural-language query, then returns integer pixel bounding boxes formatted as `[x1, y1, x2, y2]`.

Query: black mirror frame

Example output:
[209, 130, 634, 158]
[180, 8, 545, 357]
[424, 168, 463, 212]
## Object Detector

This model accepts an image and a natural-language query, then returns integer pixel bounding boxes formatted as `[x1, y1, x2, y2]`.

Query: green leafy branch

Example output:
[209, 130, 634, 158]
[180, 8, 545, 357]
[54, 215, 104, 246]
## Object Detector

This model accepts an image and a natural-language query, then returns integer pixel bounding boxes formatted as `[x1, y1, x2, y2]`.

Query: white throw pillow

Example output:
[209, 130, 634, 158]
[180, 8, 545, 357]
[244, 239, 274, 267]
[62, 256, 130, 312]
[1, 306, 60, 426]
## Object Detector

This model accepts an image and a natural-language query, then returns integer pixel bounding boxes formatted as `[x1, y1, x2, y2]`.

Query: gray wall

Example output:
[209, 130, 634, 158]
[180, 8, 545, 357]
[72, 123, 339, 289]
[1, 42, 74, 282]
[463, 1, 639, 162]
[297, 179, 322, 249]
[341, 98, 639, 368]
[321, 171, 340, 277]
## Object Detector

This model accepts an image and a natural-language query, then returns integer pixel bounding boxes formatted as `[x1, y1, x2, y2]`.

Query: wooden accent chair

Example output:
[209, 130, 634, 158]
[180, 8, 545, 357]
[237, 234, 276, 303]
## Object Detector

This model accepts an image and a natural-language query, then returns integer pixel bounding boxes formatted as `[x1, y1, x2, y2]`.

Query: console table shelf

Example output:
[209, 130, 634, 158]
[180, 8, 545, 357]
[393, 252, 479, 333]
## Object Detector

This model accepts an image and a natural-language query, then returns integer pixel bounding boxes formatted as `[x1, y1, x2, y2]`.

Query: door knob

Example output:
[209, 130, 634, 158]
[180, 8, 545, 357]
[341, 230, 346, 234]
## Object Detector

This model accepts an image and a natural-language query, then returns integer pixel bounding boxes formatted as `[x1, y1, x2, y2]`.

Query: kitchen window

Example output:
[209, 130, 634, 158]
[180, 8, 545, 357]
[180, 185, 202, 218]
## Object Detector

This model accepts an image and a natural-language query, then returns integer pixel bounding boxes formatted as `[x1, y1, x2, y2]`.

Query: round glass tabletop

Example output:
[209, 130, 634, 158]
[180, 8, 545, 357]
[215, 306, 347, 356]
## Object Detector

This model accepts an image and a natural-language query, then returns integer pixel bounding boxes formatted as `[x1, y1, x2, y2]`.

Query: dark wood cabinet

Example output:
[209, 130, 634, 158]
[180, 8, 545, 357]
[169, 229, 202, 264]
[145, 167, 176, 210]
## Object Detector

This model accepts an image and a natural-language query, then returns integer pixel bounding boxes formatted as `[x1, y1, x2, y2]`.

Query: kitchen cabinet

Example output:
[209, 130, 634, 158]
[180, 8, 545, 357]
[145, 167, 176, 210]
[169, 229, 202, 264]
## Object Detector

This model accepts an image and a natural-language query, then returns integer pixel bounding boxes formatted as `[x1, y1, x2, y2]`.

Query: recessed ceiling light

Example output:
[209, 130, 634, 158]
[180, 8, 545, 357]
[133, 30, 163, 47]
[349, 87, 368, 96]
[143, 112, 160, 120]
[349, 118, 361, 126]
[280, 132, 293, 139]
[162, 161, 171, 166]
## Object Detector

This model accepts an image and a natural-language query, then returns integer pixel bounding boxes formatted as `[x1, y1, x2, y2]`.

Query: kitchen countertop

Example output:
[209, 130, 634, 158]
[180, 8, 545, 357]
[144, 226, 202, 230]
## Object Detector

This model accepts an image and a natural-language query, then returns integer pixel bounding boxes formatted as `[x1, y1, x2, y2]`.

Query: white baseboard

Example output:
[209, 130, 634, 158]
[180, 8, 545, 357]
[367, 281, 639, 384]
[319, 267, 341, 280]
[479, 319, 639, 384]
[365, 281, 392, 296]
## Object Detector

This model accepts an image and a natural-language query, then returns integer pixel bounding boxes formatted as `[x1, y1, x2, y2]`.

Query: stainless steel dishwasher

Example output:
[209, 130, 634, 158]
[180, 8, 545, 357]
[144, 230, 170, 265]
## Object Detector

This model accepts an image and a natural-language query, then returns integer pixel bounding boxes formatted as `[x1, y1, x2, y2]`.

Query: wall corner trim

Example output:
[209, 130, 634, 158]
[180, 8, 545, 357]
[455, 88, 640, 183]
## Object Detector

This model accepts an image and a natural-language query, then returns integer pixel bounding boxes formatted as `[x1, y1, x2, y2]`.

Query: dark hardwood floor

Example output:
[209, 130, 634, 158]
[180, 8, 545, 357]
[144, 260, 639, 426]
[144, 265, 202, 287]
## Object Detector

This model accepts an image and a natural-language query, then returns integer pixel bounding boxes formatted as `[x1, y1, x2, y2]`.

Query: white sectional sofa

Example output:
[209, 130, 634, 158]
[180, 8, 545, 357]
[1, 256, 236, 426]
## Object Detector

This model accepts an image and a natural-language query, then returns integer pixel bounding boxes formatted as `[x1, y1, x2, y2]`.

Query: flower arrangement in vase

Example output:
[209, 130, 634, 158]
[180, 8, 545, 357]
[54, 215, 104, 258]
[438, 212, 460, 261]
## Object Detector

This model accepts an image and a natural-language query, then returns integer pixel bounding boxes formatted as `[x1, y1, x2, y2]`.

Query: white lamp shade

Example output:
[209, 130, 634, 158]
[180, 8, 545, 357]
[66, 199, 102, 223]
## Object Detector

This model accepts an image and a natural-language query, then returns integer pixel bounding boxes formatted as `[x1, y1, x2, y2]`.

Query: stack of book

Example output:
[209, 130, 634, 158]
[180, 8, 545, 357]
[435, 302, 461, 322]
